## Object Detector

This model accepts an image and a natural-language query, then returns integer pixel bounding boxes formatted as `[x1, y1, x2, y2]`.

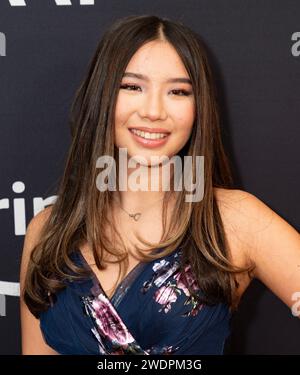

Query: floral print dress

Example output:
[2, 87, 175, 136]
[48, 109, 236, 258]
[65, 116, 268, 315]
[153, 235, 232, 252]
[39, 248, 232, 355]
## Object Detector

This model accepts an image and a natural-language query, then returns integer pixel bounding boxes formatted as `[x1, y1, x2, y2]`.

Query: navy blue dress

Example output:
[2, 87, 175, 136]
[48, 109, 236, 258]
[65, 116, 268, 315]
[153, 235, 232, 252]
[39, 248, 232, 355]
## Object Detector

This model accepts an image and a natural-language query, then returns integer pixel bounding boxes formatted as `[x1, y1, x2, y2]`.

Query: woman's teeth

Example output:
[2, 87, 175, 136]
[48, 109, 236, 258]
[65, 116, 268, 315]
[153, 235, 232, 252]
[130, 128, 168, 140]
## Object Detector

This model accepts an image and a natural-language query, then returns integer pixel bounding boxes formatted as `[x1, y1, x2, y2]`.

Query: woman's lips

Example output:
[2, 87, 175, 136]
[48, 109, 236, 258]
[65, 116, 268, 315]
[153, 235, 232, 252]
[128, 128, 170, 148]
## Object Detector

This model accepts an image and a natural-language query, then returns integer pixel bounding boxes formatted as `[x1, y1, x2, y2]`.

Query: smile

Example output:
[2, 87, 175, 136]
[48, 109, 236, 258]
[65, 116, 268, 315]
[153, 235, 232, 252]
[130, 128, 168, 139]
[128, 128, 170, 148]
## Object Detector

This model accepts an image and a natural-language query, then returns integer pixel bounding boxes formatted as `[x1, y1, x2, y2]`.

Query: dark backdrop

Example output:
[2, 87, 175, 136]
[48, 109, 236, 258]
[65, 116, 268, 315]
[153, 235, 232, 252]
[0, 0, 299, 354]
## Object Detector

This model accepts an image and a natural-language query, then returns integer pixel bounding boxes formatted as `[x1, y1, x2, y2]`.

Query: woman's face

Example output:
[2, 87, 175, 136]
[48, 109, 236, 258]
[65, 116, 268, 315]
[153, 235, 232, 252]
[114, 40, 195, 165]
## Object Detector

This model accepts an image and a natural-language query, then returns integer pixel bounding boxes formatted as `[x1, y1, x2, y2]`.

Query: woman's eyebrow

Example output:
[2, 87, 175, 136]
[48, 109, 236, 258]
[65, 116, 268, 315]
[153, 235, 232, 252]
[123, 72, 192, 85]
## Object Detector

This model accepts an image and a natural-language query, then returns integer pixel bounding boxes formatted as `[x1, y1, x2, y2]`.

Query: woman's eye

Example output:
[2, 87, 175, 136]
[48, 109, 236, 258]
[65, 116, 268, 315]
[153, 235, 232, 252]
[120, 84, 141, 91]
[119, 84, 192, 96]
[171, 89, 192, 96]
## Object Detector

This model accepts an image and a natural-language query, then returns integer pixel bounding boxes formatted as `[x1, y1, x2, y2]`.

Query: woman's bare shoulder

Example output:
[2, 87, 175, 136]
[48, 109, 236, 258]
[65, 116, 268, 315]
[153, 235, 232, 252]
[28, 206, 53, 228]
[213, 187, 274, 253]
[214, 188, 300, 313]
[213, 188, 259, 299]
[21, 206, 54, 264]
[213, 187, 260, 225]
[213, 187, 251, 206]
[20, 205, 59, 355]
[213, 187, 258, 264]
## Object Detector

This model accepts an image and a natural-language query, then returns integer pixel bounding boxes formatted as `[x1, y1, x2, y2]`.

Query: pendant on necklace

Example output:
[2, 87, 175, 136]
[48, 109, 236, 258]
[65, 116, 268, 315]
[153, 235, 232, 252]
[129, 213, 141, 221]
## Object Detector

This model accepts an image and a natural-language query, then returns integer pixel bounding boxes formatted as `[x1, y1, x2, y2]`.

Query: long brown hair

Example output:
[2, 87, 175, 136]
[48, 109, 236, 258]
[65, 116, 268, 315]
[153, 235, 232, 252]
[23, 14, 254, 318]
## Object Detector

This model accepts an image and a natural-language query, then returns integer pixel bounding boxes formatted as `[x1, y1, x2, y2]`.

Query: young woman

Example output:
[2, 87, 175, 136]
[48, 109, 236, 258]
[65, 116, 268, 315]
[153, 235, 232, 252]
[20, 15, 300, 355]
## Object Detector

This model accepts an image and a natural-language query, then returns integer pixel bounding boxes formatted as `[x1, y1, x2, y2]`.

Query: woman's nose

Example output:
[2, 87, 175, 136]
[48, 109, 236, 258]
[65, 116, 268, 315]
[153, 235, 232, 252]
[138, 91, 167, 121]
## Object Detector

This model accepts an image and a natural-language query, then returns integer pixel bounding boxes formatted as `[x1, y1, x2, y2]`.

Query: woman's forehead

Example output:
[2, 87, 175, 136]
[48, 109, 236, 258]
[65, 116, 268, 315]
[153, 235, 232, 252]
[124, 42, 190, 81]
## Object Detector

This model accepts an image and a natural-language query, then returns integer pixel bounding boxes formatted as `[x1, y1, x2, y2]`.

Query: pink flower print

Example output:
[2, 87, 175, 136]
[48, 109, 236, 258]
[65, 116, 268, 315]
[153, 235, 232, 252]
[154, 285, 178, 313]
[172, 264, 204, 317]
[155, 285, 178, 305]
[174, 264, 200, 296]
[141, 258, 180, 294]
[83, 293, 148, 354]
[174, 272, 190, 296]
[89, 293, 135, 345]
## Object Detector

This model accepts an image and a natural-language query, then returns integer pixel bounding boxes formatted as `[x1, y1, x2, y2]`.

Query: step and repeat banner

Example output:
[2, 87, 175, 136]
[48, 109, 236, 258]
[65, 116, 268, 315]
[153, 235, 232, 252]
[0, 0, 299, 354]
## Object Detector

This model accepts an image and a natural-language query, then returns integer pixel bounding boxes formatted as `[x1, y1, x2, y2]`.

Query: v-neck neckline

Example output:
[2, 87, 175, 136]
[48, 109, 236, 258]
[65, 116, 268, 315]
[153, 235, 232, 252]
[76, 249, 154, 304]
